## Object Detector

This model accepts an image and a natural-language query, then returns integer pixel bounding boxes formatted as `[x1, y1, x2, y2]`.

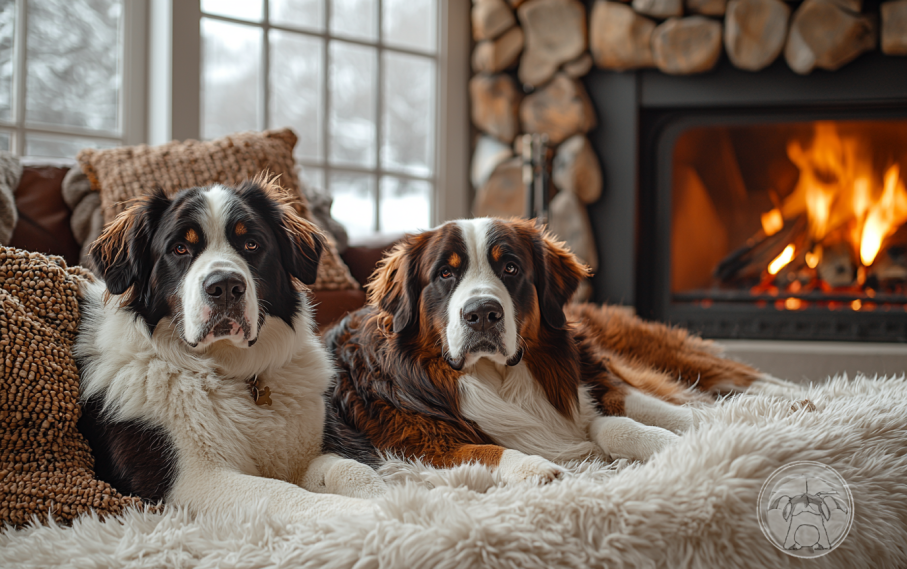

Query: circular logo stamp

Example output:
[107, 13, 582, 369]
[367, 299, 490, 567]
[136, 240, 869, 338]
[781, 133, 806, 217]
[757, 461, 854, 558]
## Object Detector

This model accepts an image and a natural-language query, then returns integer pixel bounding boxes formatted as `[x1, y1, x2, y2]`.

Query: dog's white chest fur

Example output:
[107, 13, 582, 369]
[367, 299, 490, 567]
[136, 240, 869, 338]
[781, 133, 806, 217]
[458, 359, 603, 462]
[76, 280, 331, 490]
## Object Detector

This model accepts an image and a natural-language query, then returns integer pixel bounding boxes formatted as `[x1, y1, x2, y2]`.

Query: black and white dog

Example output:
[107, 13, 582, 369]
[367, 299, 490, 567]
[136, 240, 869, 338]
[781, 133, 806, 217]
[75, 178, 384, 520]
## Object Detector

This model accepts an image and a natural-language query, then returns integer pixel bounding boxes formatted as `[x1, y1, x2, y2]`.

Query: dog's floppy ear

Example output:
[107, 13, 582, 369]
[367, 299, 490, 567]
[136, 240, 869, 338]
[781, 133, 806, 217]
[247, 175, 326, 286]
[531, 226, 591, 329]
[277, 209, 325, 286]
[367, 234, 426, 334]
[90, 189, 171, 298]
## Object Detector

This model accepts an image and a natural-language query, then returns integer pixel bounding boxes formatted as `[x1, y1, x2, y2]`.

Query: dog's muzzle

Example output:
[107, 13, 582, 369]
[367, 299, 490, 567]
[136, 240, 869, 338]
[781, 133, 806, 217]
[196, 270, 253, 346]
[446, 296, 522, 370]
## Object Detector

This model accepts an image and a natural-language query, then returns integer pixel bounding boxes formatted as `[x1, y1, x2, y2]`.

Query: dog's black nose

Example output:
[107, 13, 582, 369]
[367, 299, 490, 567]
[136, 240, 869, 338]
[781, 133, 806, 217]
[204, 272, 246, 306]
[462, 298, 504, 332]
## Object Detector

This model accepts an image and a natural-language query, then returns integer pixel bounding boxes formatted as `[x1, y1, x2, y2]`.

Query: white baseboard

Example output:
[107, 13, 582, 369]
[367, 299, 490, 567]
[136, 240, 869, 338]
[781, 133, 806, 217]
[718, 340, 907, 384]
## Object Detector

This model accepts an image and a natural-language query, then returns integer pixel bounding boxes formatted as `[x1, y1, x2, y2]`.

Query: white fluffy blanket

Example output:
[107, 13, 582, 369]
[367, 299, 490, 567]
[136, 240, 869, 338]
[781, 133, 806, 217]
[2, 375, 906, 569]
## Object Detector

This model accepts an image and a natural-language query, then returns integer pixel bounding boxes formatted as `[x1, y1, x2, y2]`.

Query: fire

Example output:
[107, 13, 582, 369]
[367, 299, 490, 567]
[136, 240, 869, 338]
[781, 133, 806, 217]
[860, 164, 907, 266]
[768, 244, 795, 275]
[761, 208, 783, 236]
[770, 122, 907, 269]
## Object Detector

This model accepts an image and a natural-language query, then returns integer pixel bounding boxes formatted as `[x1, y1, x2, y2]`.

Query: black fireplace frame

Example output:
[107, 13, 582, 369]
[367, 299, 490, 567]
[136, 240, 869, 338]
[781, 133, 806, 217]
[582, 53, 907, 342]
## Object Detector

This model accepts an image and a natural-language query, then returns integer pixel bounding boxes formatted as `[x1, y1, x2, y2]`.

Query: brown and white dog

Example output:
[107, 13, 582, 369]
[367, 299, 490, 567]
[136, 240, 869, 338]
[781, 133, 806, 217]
[75, 179, 384, 521]
[325, 218, 786, 483]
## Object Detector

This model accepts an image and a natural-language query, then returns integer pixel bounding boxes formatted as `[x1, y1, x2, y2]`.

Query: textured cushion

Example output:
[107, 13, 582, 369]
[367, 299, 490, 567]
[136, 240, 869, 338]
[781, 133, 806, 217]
[77, 129, 357, 291]
[0, 247, 144, 527]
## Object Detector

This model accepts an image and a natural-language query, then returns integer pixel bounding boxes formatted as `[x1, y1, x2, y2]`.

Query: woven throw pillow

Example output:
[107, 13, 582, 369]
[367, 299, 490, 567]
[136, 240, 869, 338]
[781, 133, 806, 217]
[0, 247, 145, 527]
[76, 129, 357, 291]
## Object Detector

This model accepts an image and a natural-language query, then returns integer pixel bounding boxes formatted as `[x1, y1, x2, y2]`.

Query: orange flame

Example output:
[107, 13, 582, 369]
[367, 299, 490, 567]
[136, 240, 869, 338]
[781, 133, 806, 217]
[768, 244, 795, 275]
[860, 164, 907, 266]
[761, 208, 783, 236]
[770, 123, 907, 269]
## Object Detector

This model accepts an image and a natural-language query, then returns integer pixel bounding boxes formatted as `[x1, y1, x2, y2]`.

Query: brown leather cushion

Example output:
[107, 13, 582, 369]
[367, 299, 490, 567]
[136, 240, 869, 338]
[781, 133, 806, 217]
[311, 289, 367, 330]
[341, 234, 403, 287]
[8, 166, 81, 266]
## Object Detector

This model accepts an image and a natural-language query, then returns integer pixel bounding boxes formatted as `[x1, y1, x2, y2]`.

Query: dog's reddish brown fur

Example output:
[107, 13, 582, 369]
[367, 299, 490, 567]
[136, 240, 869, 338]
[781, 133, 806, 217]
[324, 219, 763, 469]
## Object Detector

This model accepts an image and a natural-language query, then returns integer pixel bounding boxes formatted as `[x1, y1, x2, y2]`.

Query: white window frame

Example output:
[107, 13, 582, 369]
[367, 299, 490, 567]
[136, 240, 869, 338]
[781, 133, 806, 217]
[0, 0, 147, 157]
[148, 0, 469, 226]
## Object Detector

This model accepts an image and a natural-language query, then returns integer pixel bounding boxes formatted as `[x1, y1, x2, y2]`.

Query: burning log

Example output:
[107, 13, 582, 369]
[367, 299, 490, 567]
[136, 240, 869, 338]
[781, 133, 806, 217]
[724, 0, 790, 71]
[517, 0, 587, 88]
[713, 215, 806, 283]
[652, 17, 724, 75]
[817, 242, 857, 287]
[869, 245, 907, 288]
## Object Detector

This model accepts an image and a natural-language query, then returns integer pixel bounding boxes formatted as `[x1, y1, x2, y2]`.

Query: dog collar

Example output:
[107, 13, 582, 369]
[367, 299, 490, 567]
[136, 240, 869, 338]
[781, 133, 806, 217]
[247, 375, 273, 406]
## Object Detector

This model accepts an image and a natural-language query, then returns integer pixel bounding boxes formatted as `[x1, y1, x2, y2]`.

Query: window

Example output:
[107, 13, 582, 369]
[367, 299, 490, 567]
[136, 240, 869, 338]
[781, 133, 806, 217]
[199, 0, 438, 238]
[0, 0, 144, 158]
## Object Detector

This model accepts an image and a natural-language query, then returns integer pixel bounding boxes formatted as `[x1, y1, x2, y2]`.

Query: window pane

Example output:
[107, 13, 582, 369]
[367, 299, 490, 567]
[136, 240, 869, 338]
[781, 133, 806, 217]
[0, 0, 14, 122]
[201, 0, 262, 22]
[271, 31, 323, 162]
[0, 131, 9, 151]
[26, 0, 121, 132]
[380, 177, 431, 233]
[329, 41, 376, 167]
[329, 171, 375, 238]
[382, 0, 435, 53]
[382, 52, 434, 177]
[330, 0, 376, 41]
[24, 133, 116, 159]
[299, 166, 324, 191]
[270, 0, 323, 31]
[201, 18, 262, 140]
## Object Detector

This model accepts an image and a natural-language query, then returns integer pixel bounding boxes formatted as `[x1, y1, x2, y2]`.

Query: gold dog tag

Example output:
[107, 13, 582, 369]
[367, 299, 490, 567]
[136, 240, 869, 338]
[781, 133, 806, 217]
[248, 376, 273, 406]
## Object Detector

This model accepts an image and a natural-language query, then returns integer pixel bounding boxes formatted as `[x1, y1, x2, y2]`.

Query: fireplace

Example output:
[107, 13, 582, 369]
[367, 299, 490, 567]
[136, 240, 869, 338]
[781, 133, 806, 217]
[583, 54, 907, 343]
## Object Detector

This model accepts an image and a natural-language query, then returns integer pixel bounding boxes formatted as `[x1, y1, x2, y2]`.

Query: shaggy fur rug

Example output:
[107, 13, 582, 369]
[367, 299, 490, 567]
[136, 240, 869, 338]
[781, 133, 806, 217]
[2, 374, 906, 569]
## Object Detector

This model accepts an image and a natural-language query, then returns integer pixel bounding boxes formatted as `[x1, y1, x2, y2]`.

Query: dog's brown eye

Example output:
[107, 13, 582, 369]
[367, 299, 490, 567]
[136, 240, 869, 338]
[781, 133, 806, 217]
[504, 263, 518, 275]
[245, 240, 259, 252]
[173, 243, 189, 255]
[440, 267, 453, 279]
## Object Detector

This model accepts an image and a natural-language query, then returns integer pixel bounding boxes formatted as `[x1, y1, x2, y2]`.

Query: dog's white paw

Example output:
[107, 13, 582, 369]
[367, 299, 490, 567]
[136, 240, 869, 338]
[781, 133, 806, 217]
[303, 454, 387, 499]
[325, 458, 388, 499]
[590, 416, 680, 462]
[497, 450, 564, 485]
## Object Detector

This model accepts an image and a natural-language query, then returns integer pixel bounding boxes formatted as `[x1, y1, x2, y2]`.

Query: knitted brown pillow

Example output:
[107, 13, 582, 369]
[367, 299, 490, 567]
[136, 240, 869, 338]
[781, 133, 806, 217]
[76, 129, 357, 291]
[0, 247, 145, 527]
